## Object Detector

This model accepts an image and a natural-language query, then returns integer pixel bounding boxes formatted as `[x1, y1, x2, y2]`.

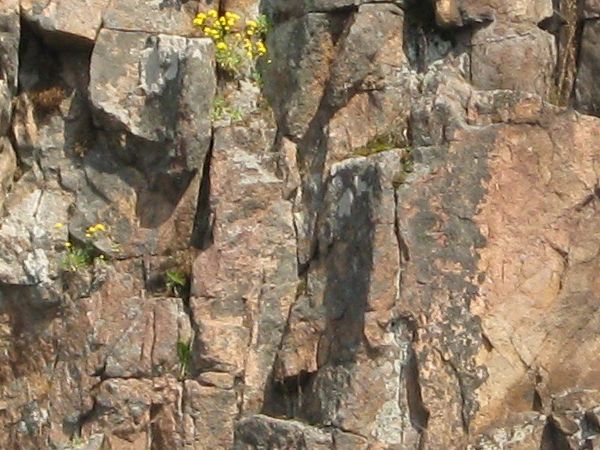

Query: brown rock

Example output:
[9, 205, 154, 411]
[472, 112, 600, 432]
[434, 0, 552, 27]
[471, 21, 556, 98]
[190, 123, 297, 412]
[183, 380, 238, 449]
[262, 13, 337, 139]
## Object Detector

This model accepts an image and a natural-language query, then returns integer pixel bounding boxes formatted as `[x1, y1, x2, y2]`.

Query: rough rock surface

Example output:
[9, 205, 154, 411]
[1, 0, 600, 449]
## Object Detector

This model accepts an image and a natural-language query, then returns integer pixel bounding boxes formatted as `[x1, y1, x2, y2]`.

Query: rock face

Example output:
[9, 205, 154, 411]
[1, 0, 600, 449]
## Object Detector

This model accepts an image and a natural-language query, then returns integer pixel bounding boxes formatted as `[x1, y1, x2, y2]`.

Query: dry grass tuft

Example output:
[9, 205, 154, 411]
[29, 86, 66, 113]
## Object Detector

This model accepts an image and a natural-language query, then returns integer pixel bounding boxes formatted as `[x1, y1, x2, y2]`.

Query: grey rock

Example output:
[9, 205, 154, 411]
[20, 0, 110, 45]
[234, 415, 333, 449]
[262, 13, 338, 139]
[584, 0, 600, 18]
[575, 20, 600, 116]
[90, 30, 215, 153]
[183, 380, 238, 449]
[103, 0, 199, 35]
[0, 0, 19, 135]
[0, 184, 70, 286]
[0, 137, 16, 211]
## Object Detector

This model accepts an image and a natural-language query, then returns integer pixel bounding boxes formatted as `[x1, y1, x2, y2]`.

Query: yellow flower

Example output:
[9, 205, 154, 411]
[85, 233, 92, 238]
[196, 13, 207, 20]
[246, 29, 254, 36]
[256, 41, 267, 55]
[219, 16, 227, 25]
[225, 11, 240, 20]
[94, 223, 106, 232]
[246, 51, 253, 58]
[216, 42, 228, 51]
[208, 9, 218, 18]
[54, 222, 64, 229]
[246, 20, 257, 28]
[64, 242, 72, 248]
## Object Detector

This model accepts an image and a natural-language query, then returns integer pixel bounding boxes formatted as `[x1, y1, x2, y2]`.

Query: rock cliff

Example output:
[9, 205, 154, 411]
[1, 0, 600, 449]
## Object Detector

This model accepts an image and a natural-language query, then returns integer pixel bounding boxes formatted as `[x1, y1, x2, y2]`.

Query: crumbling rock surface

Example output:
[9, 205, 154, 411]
[1, 0, 600, 449]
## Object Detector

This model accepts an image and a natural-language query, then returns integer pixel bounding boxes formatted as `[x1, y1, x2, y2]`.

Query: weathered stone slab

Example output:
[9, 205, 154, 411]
[472, 22, 556, 98]
[103, 0, 199, 35]
[90, 29, 215, 152]
[21, 0, 109, 44]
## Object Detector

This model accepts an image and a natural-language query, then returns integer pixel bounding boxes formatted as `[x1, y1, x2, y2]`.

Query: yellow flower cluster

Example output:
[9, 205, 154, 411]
[85, 223, 107, 238]
[193, 9, 269, 74]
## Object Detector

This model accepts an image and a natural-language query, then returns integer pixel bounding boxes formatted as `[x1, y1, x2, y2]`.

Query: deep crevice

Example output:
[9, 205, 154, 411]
[190, 132, 214, 249]
[404, 322, 430, 441]
[261, 370, 316, 420]
[541, 416, 572, 450]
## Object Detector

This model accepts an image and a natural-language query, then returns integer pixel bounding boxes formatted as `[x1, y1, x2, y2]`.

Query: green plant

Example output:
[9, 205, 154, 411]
[193, 9, 269, 76]
[165, 268, 187, 296]
[69, 435, 85, 448]
[177, 340, 192, 379]
[393, 148, 415, 187]
[60, 244, 94, 272]
[211, 96, 244, 123]
[58, 222, 109, 273]
[355, 132, 406, 157]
